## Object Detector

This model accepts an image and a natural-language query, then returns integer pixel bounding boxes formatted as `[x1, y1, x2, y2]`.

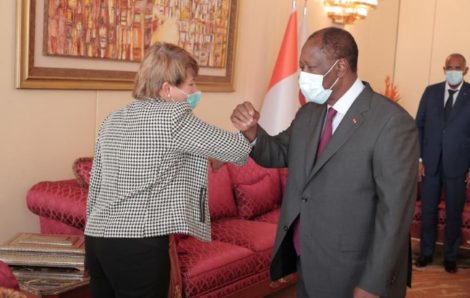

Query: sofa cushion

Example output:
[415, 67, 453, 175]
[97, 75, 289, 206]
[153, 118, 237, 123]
[279, 168, 288, 194]
[176, 237, 259, 297]
[208, 165, 238, 220]
[234, 174, 281, 219]
[26, 180, 87, 229]
[72, 157, 93, 187]
[254, 208, 281, 224]
[212, 219, 277, 271]
[228, 158, 279, 185]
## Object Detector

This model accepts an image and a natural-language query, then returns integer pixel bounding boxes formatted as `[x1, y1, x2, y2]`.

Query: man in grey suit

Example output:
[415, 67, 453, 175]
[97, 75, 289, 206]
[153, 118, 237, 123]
[231, 27, 419, 297]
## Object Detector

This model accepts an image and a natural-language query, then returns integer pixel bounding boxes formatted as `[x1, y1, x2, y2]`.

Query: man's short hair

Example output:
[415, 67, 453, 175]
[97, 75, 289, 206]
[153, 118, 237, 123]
[309, 27, 359, 73]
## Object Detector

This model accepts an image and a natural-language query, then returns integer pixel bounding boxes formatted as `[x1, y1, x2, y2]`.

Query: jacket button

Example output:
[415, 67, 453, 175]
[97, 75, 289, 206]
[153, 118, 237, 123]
[283, 225, 288, 231]
[302, 197, 308, 202]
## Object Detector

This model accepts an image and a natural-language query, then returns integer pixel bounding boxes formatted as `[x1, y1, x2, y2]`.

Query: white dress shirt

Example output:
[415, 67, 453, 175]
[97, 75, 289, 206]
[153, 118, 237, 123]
[445, 81, 463, 106]
[329, 78, 365, 133]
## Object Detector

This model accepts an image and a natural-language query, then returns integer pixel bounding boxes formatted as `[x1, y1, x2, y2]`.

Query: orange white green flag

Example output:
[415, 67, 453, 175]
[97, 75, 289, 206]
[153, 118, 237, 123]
[258, 0, 301, 135]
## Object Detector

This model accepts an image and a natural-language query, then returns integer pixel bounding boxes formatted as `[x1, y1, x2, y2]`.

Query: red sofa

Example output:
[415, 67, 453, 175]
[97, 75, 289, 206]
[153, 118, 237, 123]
[411, 184, 470, 249]
[26, 158, 296, 297]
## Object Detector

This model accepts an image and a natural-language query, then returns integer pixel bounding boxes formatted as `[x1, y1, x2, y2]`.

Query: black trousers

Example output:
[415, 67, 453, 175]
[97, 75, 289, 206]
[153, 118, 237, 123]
[85, 235, 170, 298]
[420, 171, 467, 260]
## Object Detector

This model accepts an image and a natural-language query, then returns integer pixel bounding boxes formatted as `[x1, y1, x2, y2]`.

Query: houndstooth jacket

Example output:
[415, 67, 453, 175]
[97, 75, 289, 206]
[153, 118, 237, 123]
[84, 98, 251, 241]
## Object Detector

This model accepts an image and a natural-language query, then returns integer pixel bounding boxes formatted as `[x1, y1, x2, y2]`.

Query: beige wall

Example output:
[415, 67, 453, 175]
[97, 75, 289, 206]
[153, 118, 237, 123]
[1, 0, 469, 243]
[395, 0, 470, 116]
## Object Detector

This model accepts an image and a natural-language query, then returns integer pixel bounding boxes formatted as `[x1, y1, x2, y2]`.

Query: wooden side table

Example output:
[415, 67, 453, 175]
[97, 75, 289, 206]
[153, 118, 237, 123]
[15, 268, 90, 298]
[22, 281, 90, 298]
[0, 234, 89, 298]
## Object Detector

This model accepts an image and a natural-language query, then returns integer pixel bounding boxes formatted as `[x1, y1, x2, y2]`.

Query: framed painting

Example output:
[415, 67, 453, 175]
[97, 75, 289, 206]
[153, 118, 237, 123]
[16, 0, 238, 91]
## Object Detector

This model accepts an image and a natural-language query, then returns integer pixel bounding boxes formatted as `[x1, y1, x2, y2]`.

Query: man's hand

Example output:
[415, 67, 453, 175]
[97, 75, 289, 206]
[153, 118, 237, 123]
[418, 160, 425, 183]
[353, 287, 379, 298]
[231, 101, 260, 142]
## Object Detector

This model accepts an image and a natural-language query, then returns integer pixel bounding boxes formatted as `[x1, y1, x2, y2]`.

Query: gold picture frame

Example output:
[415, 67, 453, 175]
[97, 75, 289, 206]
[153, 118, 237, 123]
[16, 0, 238, 92]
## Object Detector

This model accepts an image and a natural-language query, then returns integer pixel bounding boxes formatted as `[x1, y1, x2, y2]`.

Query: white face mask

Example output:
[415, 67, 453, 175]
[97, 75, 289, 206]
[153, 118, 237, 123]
[298, 60, 339, 104]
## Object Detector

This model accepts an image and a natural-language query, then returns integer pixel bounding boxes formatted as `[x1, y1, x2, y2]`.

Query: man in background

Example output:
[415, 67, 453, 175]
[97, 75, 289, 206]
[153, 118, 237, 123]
[415, 53, 470, 273]
[231, 27, 418, 298]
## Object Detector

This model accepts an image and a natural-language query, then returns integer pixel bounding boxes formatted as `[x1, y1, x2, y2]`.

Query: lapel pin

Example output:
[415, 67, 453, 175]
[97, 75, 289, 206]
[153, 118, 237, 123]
[352, 118, 357, 124]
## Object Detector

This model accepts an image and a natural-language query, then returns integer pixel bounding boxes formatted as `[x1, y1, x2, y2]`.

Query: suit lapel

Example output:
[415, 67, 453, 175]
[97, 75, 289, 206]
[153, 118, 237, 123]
[304, 105, 325, 179]
[448, 81, 470, 122]
[305, 85, 372, 184]
[436, 83, 446, 121]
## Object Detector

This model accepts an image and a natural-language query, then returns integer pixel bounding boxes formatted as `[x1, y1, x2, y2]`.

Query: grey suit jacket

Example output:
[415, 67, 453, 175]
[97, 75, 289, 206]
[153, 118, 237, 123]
[251, 84, 419, 297]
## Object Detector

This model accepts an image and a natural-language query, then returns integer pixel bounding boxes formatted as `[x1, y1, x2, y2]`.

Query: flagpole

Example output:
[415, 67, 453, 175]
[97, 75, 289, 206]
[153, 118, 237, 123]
[299, 0, 308, 51]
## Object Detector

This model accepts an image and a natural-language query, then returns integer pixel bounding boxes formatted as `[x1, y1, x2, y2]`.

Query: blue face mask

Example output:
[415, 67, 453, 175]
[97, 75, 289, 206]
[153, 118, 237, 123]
[186, 91, 202, 109]
[445, 70, 463, 86]
[174, 88, 202, 109]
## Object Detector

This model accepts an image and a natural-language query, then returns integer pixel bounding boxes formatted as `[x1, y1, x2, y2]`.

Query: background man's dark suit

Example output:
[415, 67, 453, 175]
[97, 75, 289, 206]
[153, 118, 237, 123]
[251, 84, 419, 297]
[416, 81, 470, 261]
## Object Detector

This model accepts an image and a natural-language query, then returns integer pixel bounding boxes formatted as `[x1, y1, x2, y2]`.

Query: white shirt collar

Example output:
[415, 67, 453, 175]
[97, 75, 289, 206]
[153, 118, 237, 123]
[329, 78, 365, 115]
[445, 81, 463, 91]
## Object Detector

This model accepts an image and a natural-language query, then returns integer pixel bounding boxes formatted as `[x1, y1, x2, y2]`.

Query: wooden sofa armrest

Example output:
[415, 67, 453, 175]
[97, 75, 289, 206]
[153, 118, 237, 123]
[168, 235, 183, 298]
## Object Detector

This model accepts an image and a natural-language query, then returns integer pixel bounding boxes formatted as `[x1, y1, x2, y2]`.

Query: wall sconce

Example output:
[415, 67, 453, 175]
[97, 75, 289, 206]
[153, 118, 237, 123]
[323, 0, 378, 25]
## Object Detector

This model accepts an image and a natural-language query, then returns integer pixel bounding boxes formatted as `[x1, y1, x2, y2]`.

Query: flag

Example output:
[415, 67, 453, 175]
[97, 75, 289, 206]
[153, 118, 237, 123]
[258, 1, 300, 135]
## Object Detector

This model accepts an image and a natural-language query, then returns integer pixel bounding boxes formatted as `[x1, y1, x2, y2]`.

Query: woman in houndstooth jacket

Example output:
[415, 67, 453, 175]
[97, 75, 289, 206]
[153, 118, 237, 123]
[84, 43, 252, 298]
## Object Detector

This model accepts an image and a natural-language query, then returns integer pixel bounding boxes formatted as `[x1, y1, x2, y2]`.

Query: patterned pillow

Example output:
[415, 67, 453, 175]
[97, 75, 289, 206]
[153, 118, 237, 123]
[208, 165, 238, 220]
[72, 157, 93, 187]
[234, 174, 281, 219]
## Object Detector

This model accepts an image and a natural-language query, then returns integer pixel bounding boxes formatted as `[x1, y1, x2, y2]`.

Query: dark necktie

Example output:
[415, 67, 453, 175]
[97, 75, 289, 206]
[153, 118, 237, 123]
[292, 107, 337, 255]
[316, 107, 337, 158]
[445, 89, 457, 121]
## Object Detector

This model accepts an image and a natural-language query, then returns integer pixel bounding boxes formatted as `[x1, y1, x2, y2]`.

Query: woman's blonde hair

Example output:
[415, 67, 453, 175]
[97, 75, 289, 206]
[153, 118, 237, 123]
[132, 42, 199, 99]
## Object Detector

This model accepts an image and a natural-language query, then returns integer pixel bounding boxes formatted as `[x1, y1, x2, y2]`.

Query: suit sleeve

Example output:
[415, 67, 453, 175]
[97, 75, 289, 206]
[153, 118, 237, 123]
[249, 125, 291, 168]
[249, 103, 313, 168]
[171, 103, 251, 165]
[415, 88, 428, 158]
[357, 111, 419, 295]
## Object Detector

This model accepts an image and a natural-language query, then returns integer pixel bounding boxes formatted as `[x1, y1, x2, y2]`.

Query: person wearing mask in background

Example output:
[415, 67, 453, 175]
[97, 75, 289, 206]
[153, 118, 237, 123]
[84, 42, 252, 298]
[231, 27, 418, 298]
[415, 53, 470, 273]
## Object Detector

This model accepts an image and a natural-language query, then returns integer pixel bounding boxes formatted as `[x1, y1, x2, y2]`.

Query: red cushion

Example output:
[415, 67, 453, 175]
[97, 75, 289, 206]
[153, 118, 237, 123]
[234, 174, 281, 219]
[212, 219, 276, 252]
[254, 208, 281, 224]
[26, 180, 87, 229]
[208, 165, 238, 220]
[212, 219, 277, 271]
[177, 237, 258, 297]
[72, 157, 93, 187]
[227, 158, 279, 185]
[279, 168, 288, 194]
[0, 261, 18, 290]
